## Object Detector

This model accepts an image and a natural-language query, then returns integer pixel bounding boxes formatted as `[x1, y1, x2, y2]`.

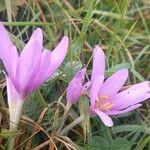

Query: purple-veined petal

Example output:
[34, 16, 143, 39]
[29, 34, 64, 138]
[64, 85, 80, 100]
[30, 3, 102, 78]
[0, 23, 13, 50]
[66, 68, 85, 106]
[112, 81, 150, 109]
[0, 23, 18, 76]
[120, 81, 150, 94]
[16, 39, 42, 96]
[30, 28, 43, 48]
[6, 77, 24, 130]
[113, 92, 150, 110]
[90, 75, 104, 107]
[4, 46, 18, 77]
[91, 45, 105, 84]
[106, 104, 142, 115]
[99, 68, 128, 97]
[46, 36, 69, 76]
[94, 109, 114, 127]
[90, 45, 105, 107]
[31, 49, 51, 90]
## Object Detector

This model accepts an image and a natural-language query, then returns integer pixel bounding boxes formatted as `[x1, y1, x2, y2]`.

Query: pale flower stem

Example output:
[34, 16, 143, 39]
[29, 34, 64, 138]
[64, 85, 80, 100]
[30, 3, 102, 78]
[60, 114, 84, 135]
[8, 101, 24, 150]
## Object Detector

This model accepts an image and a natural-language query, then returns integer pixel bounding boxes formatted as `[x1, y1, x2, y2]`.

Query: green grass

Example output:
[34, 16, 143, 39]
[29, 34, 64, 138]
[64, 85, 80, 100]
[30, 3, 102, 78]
[0, 0, 150, 149]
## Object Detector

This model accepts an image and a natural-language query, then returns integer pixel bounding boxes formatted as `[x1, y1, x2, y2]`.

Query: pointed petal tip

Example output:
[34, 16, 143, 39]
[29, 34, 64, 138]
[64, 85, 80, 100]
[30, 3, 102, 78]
[94, 110, 114, 127]
[35, 27, 42, 31]
[94, 45, 104, 53]
[114, 68, 129, 80]
[34, 28, 43, 36]
[119, 68, 129, 75]
[62, 35, 69, 41]
[61, 36, 69, 46]
[76, 68, 86, 79]
[94, 45, 103, 50]
[30, 28, 43, 46]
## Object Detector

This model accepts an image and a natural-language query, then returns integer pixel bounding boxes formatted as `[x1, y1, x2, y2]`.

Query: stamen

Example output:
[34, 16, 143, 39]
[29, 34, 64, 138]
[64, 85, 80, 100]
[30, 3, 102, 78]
[99, 95, 109, 100]
[100, 102, 114, 110]
[94, 100, 114, 110]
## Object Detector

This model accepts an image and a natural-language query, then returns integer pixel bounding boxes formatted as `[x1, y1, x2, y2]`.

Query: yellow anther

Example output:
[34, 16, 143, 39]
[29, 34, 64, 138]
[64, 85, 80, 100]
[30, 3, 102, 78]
[94, 100, 114, 111]
[99, 95, 109, 100]
[100, 102, 114, 110]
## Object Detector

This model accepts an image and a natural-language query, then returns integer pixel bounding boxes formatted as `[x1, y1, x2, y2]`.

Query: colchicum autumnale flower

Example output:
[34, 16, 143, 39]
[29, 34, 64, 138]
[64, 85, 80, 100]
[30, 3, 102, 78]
[89, 45, 150, 127]
[66, 68, 90, 110]
[0, 23, 69, 129]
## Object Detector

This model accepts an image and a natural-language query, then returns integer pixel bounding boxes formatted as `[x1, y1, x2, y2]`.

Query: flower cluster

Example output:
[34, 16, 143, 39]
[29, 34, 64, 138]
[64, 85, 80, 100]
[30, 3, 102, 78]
[66, 46, 150, 127]
[0, 23, 149, 130]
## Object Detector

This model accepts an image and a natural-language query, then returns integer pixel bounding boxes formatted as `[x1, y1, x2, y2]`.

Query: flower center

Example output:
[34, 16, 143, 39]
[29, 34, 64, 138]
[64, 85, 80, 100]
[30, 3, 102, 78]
[94, 95, 114, 111]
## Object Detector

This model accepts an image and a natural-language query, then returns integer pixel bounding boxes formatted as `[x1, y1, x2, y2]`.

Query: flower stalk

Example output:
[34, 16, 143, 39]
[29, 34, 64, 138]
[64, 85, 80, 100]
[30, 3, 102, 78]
[60, 114, 84, 135]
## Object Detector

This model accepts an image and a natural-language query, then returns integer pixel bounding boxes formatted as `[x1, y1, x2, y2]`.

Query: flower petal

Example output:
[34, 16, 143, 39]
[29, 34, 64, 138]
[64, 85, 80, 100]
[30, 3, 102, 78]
[91, 45, 105, 84]
[66, 68, 85, 106]
[16, 39, 42, 96]
[90, 45, 105, 107]
[120, 81, 150, 94]
[90, 76, 104, 107]
[113, 92, 150, 110]
[0, 23, 18, 76]
[0, 23, 13, 50]
[107, 104, 142, 115]
[99, 68, 128, 97]
[113, 81, 150, 109]
[46, 36, 69, 76]
[31, 49, 51, 90]
[30, 28, 43, 48]
[94, 109, 114, 127]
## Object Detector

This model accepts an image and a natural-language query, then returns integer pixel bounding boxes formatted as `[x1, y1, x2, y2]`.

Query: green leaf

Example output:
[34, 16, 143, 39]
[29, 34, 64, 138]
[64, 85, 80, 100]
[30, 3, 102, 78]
[112, 125, 150, 134]
[136, 136, 150, 150]
[88, 136, 109, 150]
[110, 138, 131, 150]
[0, 130, 20, 138]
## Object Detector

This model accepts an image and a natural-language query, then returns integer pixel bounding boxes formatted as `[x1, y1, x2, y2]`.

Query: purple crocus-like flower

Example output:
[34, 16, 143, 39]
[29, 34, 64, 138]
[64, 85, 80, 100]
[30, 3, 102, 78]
[66, 68, 90, 110]
[89, 45, 150, 127]
[0, 23, 69, 129]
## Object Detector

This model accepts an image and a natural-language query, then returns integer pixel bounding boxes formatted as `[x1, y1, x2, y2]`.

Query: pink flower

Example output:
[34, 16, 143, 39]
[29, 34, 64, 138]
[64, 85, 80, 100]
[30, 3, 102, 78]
[89, 45, 150, 127]
[0, 23, 69, 129]
[66, 68, 90, 110]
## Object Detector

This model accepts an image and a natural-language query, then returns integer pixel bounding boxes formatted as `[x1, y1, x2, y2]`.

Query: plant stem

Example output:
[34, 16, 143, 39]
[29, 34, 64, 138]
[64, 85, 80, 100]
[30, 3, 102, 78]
[8, 136, 16, 150]
[60, 114, 84, 135]
[8, 100, 24, 150]
[5, 0, 12, 22]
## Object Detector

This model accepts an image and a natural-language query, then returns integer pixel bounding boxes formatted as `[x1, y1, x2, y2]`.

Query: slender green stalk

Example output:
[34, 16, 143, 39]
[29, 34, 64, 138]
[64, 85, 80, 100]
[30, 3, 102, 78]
[5, 0, 12, 22]
[60, 114, 84, 135]
[2, 22, 51, 26]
